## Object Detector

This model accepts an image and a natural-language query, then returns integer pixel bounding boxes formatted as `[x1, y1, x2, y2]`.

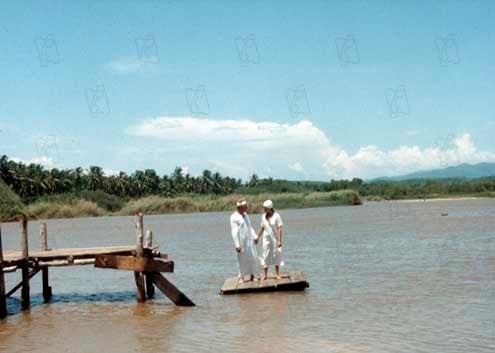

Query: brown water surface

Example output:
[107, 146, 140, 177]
[0, 199, 494, 352]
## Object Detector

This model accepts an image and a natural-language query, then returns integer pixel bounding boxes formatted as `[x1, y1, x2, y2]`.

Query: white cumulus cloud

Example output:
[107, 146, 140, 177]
[126, 116, 495, 180]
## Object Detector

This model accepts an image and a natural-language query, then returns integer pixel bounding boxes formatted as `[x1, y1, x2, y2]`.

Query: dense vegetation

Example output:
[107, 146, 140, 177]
[0, 155, 241, 201]
[0, 155, 493, 221]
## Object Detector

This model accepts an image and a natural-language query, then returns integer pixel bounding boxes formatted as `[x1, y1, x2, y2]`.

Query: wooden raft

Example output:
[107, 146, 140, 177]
[220, 271, 309, 294]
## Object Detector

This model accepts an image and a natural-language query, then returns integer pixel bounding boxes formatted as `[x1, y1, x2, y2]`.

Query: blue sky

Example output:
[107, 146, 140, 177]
[0, 0, 494, 180]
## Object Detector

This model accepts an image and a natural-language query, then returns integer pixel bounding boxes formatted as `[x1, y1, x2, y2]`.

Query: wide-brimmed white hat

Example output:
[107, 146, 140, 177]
[263, 200, 273, 209]
[236, 200, 247, 207]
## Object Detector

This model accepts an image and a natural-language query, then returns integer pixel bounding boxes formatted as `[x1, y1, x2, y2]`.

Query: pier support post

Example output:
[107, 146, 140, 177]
[0, 224, 7, 319]
[134, 213, 146, 302]
[40, 223, 52, 303]
[20, 217, 30, 310]
[145, 230, 155, 299]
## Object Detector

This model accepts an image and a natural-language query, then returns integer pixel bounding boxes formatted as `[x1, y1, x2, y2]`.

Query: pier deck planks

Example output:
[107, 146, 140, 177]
[2, 245, 137, 266]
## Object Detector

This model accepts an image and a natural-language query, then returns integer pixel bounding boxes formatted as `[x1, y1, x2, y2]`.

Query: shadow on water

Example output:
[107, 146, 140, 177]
[5, 291, 138, 316]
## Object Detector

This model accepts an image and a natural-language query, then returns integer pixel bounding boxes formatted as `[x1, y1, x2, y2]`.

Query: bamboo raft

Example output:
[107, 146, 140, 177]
[220, 271, 309, 294]
[0, 213, 194, 319]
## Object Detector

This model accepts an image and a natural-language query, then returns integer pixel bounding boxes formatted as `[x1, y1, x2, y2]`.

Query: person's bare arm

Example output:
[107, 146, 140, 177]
[277, 226, 283, 248]
[256, 227, 264, 244]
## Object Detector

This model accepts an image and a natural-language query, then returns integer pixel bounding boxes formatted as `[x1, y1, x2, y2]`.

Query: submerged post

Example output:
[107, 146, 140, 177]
[0, 224, 7, 319]
[145, 229, 155, 299]
[134, 213, 145, 302]
[20, 216, 30, 310]
[40, 223, 52, 303]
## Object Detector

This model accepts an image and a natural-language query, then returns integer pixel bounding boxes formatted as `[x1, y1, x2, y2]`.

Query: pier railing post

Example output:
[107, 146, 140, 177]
[40, 223, 52, 303]
[145, 229, 155, 299]
[0, 224, 7, 318]
[40, 223, 48, 251]
[20, 216, 30, 310]
[134, 213, 146, 302]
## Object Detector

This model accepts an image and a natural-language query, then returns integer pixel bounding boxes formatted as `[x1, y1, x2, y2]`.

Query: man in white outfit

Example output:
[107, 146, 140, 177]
[230, 200, 261, 283]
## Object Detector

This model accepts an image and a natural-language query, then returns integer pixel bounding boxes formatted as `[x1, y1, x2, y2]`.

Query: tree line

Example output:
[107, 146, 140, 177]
[0, 155, 248, 201]
[1, 155, 494, 203]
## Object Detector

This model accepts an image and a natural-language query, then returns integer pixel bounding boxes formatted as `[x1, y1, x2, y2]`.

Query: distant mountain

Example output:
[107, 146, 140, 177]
[371, 162, 495, 182]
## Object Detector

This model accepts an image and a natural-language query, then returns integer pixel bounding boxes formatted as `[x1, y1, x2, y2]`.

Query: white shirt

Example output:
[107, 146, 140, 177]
[261, 212, 283, 239]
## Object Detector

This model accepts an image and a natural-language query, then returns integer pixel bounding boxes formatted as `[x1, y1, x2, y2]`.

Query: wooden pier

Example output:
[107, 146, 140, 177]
[0, 213, 194, 319]
[220, 271, 309, 294]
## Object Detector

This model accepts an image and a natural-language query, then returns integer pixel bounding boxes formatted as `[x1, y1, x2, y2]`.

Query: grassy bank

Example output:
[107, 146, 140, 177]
[15, 190, 361, 220]
[0, 177, 25, 221]
[363, 191, 495, 202]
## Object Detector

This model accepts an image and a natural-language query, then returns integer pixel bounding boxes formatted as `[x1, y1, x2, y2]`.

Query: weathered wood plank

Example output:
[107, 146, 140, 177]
[150, 273, 195, 306]
[145, 274, 155, 299]
[221, 277, 239, 292]
[134, 272, 146, 303]
[39, 223, 48, 251]
[2, 245, 138, 263]
[38, 259, 96, 267]
[94, 255, 174, 272]
[42, 268, 52, 303]
[20, 218, 30, 310]
[135, 213, 144, 257]
[220, 271, 309, 294]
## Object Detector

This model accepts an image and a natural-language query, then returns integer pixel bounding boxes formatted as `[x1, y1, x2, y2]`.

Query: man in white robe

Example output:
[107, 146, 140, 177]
[230, 200, 261, 282]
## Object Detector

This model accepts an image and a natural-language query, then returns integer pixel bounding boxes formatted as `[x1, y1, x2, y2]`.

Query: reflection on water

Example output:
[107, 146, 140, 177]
[0, 199, 494, 353]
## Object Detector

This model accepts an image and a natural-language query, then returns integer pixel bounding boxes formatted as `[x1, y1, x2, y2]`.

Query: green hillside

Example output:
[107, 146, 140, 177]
[0, 176, 25, 221]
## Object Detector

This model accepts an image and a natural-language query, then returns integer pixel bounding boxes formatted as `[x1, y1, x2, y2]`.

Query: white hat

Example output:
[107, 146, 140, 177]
[236, 200, 247, 207]
[263, 200, 273, 208]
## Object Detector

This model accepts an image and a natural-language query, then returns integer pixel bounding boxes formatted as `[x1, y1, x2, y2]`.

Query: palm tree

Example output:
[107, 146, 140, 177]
[87, 166, 104, 191]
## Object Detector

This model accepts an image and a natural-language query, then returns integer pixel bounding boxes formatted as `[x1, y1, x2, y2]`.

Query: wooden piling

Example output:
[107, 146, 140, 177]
[134, 213, 146, 302]
[135, 213, 144, 257]
[40, 223, 52, 303]
[0, 224, 7, 319]
[145, 230, 153, 249]
[144, 229, 155, 299]
[39, 223, 48, 251]
[20, 217, 30, 310]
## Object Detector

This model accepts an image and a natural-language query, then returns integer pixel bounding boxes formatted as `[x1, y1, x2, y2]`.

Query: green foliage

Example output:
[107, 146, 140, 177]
[1, 153, 494, 221]
[26, 199, 106, 219]
[359, 177, 495, 199]
[0, 175, 25, 221]
[118, 190, 361, 216]
[0, 155, 241, 200]
[78, 190, 124, 212]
